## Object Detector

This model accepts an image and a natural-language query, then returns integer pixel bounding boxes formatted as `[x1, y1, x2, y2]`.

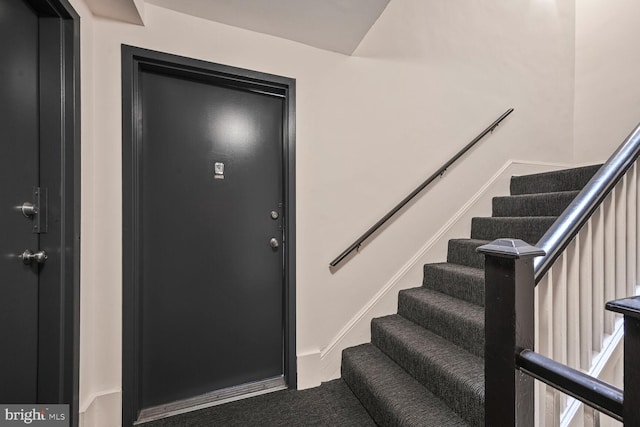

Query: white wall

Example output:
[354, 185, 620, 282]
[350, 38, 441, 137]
[574, 0, 640, 162]
[70, 0, 577, 425]
[64, 0, 99, 418]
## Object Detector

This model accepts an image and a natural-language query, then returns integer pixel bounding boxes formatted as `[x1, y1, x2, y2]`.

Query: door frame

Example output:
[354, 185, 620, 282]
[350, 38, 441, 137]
[121, 45, 296, 426]
[15, 0, 81, 425]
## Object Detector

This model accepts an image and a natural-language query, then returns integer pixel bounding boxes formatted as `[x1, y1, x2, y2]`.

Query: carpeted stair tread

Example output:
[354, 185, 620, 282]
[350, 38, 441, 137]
[423, 262, 484, 306]
[510, 164, 601, 195]
[372, 315, 484, 426]
[471, 216, 557, 244]
[342, 343, 469, 427]
[492, 190, 580, 217]
[446, 239, 489, 270]
[398, 287, 484, 357]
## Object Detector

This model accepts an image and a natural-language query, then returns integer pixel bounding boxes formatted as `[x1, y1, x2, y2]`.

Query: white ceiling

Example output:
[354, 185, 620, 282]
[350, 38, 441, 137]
[83, 0, 145, 25]
[84, 0, 390, 55]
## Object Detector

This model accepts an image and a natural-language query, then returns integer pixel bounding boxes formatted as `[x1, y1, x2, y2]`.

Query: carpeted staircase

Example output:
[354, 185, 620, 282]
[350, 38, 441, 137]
[341, 164, 602, 426]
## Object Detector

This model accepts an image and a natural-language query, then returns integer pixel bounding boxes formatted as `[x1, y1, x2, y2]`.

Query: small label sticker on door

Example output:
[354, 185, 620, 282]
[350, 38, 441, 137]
[214, 162, 225, 180]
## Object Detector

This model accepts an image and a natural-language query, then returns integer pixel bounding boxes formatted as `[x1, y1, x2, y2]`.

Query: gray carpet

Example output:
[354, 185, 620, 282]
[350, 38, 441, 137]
[341, 164, 601, 426]
[142, 379, 376, 427]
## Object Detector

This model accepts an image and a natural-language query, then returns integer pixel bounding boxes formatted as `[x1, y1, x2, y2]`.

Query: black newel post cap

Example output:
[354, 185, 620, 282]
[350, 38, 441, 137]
[476, 238, 546, 259]
[605, 296, 640, 320]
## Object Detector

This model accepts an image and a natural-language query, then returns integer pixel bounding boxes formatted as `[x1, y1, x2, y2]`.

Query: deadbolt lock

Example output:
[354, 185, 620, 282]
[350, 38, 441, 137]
[270, 211, 279, 220]
[20, 187, 47, 233]
[21, 202, 38, 217]
[269, 238, 279, 249]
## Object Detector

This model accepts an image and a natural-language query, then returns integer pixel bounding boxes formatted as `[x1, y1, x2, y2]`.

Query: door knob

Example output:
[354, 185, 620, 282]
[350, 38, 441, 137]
[22, 249, 48, 265]
[269, 238, 279, 249]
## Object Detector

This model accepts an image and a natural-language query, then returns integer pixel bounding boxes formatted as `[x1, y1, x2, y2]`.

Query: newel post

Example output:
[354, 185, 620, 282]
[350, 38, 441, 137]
[477, 239, 545, 427]
[605, 296, 640, 426]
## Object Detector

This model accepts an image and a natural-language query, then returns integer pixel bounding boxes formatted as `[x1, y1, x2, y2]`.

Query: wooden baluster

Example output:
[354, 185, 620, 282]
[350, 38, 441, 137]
[593, 206, 605, 350]
[579, 222, 594, 370]
[566, 238, 581, 371]
[583, 406, 601, 427]
[603, 193, 617, 326]
[626, 166, 637, 298]
[636, 163, 640, 295]
[538, 271, 553, 361]
[547, 390, 561, 427]
[615, 181, 627, 306]
[535, 282, 545, 426]
[553, 254, 568, 414]
[552, 256, 567, 364]
[538, 270, 555, 426]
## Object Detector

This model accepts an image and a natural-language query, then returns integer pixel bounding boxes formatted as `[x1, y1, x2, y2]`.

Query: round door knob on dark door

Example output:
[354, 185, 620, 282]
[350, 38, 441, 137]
[269, 238, 279, 249]
[21, 249, 48, 265]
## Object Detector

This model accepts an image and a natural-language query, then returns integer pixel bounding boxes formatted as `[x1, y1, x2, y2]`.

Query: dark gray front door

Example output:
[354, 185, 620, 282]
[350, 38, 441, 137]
[137, 68, 286, 410]
[0, 0, 41, 403]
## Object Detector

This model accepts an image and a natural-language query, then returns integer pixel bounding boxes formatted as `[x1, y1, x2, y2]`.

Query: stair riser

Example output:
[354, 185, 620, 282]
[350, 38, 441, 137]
[342, 353, 393, 426]
[492, 191, 579, 217]
[342, 345, 468, 426]
[372, 320, 484, 426]
[398, 291, 484, 357]
[446, 239, 487, 270]
[423, 264, 484, 306]
[510, 164, 601, 195]
[470, 217, 557, 244]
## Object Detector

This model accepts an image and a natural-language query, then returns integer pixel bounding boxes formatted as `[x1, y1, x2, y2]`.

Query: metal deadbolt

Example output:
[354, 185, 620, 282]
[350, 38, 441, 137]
[22, 249, 48, 265]
[270, 211, 279, 220]
[269, 238, 279, 249]
[21, 202, 38, 217]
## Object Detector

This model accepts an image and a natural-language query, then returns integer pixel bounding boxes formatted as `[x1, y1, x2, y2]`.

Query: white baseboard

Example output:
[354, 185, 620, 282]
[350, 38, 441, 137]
[296, 350, 322, 390]
[318, 160, 576, 381]
[79, 389, 121, 427]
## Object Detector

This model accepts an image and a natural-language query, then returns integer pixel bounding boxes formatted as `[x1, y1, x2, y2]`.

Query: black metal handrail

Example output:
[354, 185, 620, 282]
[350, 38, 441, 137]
[329, 108, 515, 268]
[517, 349, 623, 421]
[534, 122, 640, 282]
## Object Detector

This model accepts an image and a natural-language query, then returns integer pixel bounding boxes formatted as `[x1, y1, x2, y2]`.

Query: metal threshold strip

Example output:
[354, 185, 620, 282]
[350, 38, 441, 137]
[135, 376, 287, 424]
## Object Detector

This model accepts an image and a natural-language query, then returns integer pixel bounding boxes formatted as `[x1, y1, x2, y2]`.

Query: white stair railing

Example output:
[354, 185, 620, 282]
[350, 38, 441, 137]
[534, 160, 640, 427]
